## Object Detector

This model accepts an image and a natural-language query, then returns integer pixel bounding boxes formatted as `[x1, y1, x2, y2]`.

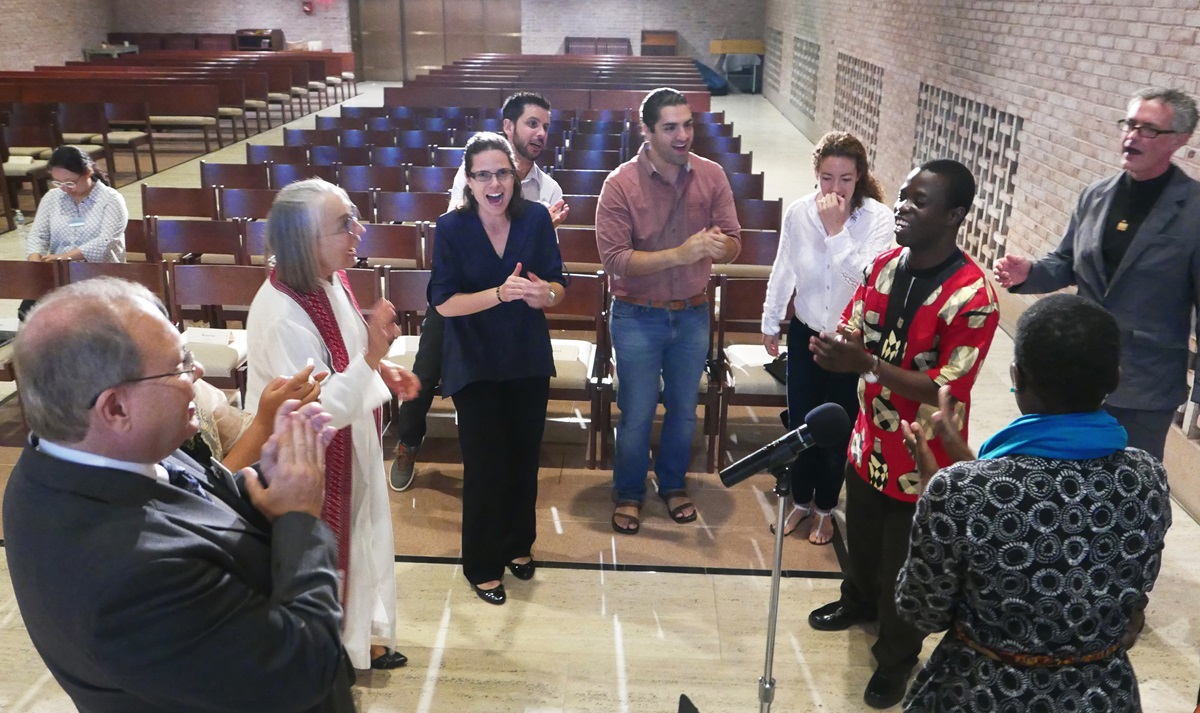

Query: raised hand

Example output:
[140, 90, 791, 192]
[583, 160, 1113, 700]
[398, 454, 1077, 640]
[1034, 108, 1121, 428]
[245, 401, 331, 521]
[365, 298, 400, 368]
[548, 199, 570, 227]
[993, 254, 1031, 288]
[498, 261, 532, 303]
[816, 191, 851, 236]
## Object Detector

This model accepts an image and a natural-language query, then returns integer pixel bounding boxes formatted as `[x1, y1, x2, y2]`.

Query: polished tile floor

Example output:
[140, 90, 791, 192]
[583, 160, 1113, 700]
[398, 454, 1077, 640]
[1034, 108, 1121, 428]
[1, 87, 1198, 711]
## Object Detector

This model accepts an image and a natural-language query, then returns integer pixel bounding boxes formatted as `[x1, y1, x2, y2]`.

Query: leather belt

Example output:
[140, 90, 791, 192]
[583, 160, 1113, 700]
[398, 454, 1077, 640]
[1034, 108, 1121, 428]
[953, 622, 1120, 668]
[613, 293, 708, 311]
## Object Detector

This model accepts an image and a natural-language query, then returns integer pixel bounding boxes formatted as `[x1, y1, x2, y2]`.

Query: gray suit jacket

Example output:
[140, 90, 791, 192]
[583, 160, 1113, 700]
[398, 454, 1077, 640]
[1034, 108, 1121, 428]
[1013, 167, 1200, 410]
[2, 442, 355, 713]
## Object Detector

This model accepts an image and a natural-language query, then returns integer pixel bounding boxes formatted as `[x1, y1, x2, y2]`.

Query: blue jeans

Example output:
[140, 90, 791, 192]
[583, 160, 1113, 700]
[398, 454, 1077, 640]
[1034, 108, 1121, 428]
[609, 299, 710, 503]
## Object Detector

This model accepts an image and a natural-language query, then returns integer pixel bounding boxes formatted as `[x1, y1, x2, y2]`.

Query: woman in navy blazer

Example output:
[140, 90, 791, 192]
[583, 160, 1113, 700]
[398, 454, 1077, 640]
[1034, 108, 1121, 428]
[429, 132, 566, 605]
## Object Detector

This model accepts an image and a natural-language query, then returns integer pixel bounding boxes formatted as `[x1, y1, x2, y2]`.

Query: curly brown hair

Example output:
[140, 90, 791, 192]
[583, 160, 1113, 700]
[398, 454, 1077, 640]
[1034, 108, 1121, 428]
[811, 132, 882, 212]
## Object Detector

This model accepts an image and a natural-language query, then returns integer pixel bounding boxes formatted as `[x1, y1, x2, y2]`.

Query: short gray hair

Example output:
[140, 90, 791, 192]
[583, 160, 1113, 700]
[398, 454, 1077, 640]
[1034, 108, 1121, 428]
[1130, 87, 1198, 134]
[15, 278, 163, 442]
[267, 178, 349, 293]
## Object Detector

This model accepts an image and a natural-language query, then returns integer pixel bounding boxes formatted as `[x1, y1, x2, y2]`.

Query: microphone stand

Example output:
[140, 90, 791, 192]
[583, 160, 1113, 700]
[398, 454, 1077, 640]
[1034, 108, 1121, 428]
[757, 461, 792, 713]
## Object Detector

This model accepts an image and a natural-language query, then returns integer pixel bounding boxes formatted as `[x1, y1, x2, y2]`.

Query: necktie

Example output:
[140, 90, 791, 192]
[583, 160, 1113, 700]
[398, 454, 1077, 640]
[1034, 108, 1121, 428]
[166, 464, 213, 503]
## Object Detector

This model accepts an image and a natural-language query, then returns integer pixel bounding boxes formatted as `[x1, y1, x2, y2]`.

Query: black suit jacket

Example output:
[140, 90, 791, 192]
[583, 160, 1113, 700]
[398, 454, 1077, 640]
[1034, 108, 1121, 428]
[1013, 167, 1200, 410]
[2, 441, 355, 713]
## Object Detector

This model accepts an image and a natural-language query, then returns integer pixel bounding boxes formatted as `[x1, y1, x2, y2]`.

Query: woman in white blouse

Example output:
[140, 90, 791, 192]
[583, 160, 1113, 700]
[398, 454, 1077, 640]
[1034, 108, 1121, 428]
[760, 132, 895, 545]
[24, 145, 127, 264]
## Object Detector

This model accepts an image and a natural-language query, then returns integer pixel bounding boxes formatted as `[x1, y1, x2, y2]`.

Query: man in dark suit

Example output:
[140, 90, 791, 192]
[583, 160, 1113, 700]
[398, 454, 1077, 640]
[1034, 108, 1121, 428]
[995, 86, 1200, 461]
[3, 277, 356, 713]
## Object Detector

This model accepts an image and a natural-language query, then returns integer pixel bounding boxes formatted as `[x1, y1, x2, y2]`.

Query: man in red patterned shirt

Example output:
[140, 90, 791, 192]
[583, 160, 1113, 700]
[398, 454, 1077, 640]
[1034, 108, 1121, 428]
[806, 159, 1000, 709]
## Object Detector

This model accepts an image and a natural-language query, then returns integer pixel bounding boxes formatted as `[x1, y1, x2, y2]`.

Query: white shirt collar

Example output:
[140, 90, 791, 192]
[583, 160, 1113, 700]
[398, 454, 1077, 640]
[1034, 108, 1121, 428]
[37, 438, 166, 483]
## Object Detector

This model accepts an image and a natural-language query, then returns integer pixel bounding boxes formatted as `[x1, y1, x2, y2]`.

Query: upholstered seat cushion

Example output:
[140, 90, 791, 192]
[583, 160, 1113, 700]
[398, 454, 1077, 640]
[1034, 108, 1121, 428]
[151, 115, 218, 126]
[106, 131, 149, 144]
[36, 145, 105, 161]
[725, 344, 785, 396]
[2, 158, 49, 176]
[62, 132, 100, 143]
[549, 339, 595, 389]
[244, 99, 268, 108]
[384, 335, 421, 372]
[8, 147, 51, 157]
[185, 328, 248, 379]
[308, 81, 326, 90]
[267, 92, 291, 102]
[218, 107, 245, 117]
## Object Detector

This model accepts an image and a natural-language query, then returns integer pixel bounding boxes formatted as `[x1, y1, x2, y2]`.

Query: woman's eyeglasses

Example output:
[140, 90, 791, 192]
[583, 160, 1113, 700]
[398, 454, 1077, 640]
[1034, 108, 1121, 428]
[468, 168, 515, 182]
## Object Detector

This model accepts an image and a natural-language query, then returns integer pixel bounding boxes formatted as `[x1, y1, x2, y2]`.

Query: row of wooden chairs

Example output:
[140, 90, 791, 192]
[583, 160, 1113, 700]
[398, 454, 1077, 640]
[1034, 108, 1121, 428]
[142, 183, 782, 230]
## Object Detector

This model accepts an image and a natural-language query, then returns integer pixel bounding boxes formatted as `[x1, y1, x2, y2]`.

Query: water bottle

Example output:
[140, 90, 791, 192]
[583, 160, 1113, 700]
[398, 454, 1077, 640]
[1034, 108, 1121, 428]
[13, 209, 25, 232]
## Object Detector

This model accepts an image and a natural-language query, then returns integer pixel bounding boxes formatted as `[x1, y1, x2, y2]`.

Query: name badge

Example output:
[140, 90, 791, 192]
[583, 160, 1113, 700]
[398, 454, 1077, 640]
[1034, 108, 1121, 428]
[68, 218, 86, 228]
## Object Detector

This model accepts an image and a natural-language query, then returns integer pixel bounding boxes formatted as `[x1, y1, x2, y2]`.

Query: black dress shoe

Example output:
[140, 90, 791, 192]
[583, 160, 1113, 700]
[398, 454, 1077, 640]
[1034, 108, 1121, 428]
[507, 559, 536, 580]
[370, 648, 408, 669]
[808, 600, 875, 631]
[864, 666, 913, 709]
[473, 582, 506, 605]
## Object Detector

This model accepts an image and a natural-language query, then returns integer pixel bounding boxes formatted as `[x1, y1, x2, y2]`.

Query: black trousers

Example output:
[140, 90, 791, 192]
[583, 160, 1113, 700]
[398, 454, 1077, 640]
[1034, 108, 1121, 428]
[1104, 404, 1175, 462]
[839, 463, 926, 673]
[395, 307, 444, 448]
[453, 376, 549, 584]
[785, 318, 860, 511]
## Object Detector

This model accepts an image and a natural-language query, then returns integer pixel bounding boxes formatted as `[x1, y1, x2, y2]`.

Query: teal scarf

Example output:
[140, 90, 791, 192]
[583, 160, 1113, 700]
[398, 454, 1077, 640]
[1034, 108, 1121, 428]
[978, 410, 1127, 460]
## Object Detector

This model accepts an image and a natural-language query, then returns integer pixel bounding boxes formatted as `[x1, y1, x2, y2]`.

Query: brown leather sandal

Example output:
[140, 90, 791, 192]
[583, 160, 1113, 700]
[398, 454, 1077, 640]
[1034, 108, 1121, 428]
[660, 490, 697, 524]
[611, 501, 641, 535]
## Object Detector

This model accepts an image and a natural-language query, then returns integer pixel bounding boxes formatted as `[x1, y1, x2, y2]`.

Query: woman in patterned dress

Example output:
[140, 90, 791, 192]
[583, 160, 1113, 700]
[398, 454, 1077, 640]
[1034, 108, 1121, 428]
[897, 293, 1171, 712]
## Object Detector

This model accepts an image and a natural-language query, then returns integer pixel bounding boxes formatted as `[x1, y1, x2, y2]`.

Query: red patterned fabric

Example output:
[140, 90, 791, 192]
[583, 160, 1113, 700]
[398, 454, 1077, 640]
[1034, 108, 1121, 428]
[269, 268, 381, 601]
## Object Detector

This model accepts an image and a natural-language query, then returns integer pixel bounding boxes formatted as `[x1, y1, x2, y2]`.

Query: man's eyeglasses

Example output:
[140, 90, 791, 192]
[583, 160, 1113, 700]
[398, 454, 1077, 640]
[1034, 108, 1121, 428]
[468, 168, 515, 182]
[1116, 119, 1178, 139]
[87, 350, 199, 408]
[51, 180, 78, 190]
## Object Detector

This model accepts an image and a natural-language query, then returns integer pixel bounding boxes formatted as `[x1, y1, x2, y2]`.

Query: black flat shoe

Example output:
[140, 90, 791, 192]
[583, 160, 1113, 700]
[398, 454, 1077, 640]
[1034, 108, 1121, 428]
[370, 648, 408, 669]
[808, 600, 876, 632]
[473, 582, 506, 605]
[507, 559, 536, 580]
[864, 665, 914, 709]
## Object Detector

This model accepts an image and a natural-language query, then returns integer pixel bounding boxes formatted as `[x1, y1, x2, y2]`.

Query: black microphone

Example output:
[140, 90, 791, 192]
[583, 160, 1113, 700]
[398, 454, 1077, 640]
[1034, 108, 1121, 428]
[719, 403, 852, 488]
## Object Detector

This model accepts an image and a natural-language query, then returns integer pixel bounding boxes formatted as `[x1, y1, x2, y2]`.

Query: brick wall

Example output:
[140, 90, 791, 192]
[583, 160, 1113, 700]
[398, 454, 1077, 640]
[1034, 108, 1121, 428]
[764, 0, 1200, 266]
[112, 0, 352, 52]
[0, 0, 114, 70]
[522, 0, 765, 69]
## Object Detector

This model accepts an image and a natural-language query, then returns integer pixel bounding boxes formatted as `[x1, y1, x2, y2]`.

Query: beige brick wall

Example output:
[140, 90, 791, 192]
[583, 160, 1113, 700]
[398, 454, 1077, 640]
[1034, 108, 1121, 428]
[0, 0, 114, 70]
[112, 0, 352, 52]
[764, 0, 1200, 265]
[522, 0, 766, 68]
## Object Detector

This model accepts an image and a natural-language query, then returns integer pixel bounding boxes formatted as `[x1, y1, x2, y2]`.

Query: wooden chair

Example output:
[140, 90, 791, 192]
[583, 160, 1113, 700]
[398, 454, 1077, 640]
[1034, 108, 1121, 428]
[355, 223, 423, 269]
[550, 169, 608, 197]
[245, 144, 308, 165]
[167, 262, 266, 396]
[735, 198, 784, 231]
[366, 116, 416, 132]
[376, 191, 450, 224]
[417, 116, 468, 132]
[576, 119, 628, 135]
[558, 149, 621, 171]
[340, 129, 396, 148]
[568, 132, 626, 153]
[405, 166, 458, 193]
[0, 131, 49, 212]
[315, 116, 367, 130]
[338, 164, 406, 192]
[727, 172, 765, 200]
[65, 260, 169, 305]
[283, 128, 340, 147]
[218, 187, 278, 221]
[344, 266, 383, 314]
[141, 185, 217, 220]
[546, 272, 609, 469]
[0, 161, 15, 232]
[693, 122, 734, 138]
[384, 267, 431, 337]
[150, 216, 247, 265]
[268, 163, 337, 189]
[396, 129, 452, 149]
[711, 152, 754, 175]
[310, 145, 371, 166]
[0, 260, 64, 381]
[123, 218, 159, 263]
[55, 102, 117, 177]
[556, 227, 603, 273]
[692, 135, 742, 158]
[715, 275, 790, 469]
[560, 194, 599, 227]
[341, 106, 388, 120]
[200, 161, 270, 190]
[371, 146, 431, 167]
[244, 220, 269, 265]
[433, 146, 465, 168]
[103, 102, 158, 177]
